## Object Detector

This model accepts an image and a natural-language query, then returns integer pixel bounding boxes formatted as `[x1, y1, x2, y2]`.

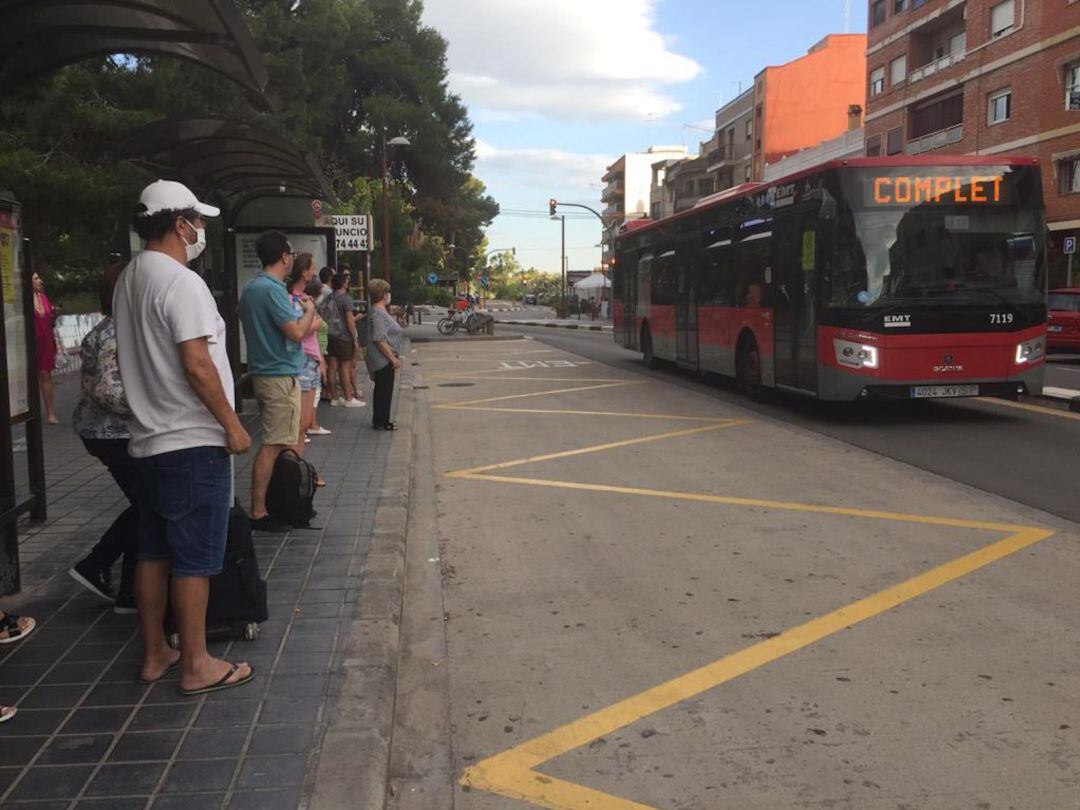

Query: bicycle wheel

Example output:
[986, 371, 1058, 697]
[437, 318, 457, 336]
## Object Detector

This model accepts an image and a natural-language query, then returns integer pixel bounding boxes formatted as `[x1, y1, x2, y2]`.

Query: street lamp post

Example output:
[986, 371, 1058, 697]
[551, 214, 566, 315]
[381, 132, 411, 281]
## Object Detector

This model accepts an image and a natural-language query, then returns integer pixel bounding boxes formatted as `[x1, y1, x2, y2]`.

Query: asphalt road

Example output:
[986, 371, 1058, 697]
[498, 324, 1080, 526]
[410, 338, 1080, 809]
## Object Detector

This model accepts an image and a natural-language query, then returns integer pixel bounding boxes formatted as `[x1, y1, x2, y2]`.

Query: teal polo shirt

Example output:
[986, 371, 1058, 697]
[239, 272, 303, 376]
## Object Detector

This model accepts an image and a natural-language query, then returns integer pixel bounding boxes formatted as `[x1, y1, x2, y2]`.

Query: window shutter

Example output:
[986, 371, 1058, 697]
[991, 0, 1014, 37]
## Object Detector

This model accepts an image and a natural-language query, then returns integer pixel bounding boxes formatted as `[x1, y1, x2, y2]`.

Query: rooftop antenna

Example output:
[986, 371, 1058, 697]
[843, 0, 851, 33]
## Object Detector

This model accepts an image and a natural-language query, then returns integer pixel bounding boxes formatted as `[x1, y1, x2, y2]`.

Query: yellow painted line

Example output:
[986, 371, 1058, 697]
[446, 406, 728, 422]
[427, 375, 635, 384]
[454, 474, 1033, 533]
[435, 381, 645, 409]
[981, 397, 1080, 422]
[462, 524, 1055, 808]
[447, 422, 747, 478]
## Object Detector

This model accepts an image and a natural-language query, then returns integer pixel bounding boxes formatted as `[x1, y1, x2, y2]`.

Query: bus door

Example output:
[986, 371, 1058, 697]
[675, 241, 699, 366]
[773, 219, 819, 391]
[618, 252, 638, 349]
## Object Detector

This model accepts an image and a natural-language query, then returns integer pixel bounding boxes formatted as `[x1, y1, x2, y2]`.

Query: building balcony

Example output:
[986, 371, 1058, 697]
[909, 48, 966, 84]
[906, 123, 963, 155]
[705, 144, 742, 173]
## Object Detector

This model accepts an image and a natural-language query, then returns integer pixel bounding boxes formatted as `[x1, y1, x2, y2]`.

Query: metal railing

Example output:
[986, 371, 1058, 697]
[905, 123, 964, 154]
[909, 48, 966, 83]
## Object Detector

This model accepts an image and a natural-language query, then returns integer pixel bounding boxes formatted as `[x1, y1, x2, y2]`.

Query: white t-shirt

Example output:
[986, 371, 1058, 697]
[114, 250, 234, 458]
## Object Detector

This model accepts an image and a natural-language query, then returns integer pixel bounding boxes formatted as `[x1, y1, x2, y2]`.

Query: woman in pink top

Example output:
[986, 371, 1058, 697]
[287, 254, 327, 485]
[32, 272, 59, 423]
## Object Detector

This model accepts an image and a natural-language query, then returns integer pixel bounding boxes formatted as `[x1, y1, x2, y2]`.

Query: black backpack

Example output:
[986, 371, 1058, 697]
[267, 449, 318, 528]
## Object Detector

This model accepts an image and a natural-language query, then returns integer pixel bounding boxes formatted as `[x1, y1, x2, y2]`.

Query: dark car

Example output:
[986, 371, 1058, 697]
[523, 293, 538, 305]
[1047, 288, 1080, 352]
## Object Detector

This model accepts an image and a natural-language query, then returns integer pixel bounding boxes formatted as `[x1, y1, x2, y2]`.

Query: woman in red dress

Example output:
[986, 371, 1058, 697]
[32, 272, 59, 424]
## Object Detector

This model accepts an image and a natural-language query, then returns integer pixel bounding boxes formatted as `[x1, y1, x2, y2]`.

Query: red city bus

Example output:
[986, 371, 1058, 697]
[613, 156, 1047, 401]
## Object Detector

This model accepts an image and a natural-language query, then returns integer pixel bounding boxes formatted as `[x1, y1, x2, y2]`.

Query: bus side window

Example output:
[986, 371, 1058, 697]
[700, 229, 734, 307]
[734, 235, 771, 308]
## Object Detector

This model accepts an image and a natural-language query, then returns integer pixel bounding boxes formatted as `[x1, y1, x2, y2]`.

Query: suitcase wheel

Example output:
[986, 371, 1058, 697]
[243, 622, 260, 641]
[166, 633, 180, 650]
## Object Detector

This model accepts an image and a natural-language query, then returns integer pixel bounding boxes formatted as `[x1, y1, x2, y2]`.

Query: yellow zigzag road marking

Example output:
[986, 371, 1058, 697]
[434, 362, 1056, 809]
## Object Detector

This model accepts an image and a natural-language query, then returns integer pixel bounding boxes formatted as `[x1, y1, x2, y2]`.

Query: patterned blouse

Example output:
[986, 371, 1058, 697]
[72, 316, 131, 439]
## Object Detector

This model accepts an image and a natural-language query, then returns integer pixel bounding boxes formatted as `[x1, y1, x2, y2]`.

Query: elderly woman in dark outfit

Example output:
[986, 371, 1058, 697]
[365, 278, 404, 430]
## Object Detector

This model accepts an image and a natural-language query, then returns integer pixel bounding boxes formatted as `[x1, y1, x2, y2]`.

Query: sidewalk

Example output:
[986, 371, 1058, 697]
[0, 367, 401, 808]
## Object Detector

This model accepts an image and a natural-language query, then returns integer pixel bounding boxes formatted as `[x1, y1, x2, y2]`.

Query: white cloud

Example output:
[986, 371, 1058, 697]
[475, 140, 611, 193]
[421, 0, 702, 122]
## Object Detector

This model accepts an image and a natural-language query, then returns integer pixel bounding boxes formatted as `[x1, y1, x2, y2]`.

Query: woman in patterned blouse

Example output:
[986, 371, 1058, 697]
[67, 264, 139, 614]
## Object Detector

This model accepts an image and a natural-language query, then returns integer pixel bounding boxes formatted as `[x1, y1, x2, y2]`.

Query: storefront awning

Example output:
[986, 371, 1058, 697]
[0, 0, 273, 109]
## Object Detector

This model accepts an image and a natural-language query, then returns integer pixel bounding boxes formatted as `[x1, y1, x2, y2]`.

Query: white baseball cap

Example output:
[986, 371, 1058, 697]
[137, 180, 220, 218]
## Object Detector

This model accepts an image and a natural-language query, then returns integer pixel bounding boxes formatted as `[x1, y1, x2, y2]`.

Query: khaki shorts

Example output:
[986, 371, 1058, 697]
[252, 375, 301, 447]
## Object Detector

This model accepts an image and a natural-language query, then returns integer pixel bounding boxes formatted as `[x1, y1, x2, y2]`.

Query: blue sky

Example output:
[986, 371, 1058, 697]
[421, 1, 869, 276]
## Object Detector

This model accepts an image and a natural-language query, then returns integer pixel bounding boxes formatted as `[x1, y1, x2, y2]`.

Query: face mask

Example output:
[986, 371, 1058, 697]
[180, 219, 206, 261]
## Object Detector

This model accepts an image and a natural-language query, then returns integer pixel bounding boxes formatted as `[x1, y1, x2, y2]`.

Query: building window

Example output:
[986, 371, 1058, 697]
[890, 55, 907, 86]
[744, 165, 752, 183]
[990, 0, 1014, 38]
[886, 127, 904, 155]
[871, 0, 886, 26]
[1061, 157, 1080, 195]
[866, 136, 882, 157]
[870, 67, 886, 96]
[1067, 62, 1080, 111]
[894, 0, 906, 11]
[910, 92, 963, 139]
[745, 120, 753, 142]
[988, 88, 1012, 124]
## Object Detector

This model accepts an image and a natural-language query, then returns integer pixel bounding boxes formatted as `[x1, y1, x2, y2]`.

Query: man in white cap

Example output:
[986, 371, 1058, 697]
[113, 180, 254, 696]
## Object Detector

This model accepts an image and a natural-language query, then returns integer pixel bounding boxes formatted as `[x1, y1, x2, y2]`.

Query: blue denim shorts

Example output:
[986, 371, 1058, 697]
[138, 446, 231, 577]
[299, 353, 321, 392]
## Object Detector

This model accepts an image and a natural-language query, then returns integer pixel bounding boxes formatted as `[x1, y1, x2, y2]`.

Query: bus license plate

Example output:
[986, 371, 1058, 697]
[911, 385, 979, 399]
[1048, 325, 1063, 332]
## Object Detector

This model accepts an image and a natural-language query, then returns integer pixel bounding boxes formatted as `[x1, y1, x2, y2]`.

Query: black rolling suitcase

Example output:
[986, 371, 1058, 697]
[166, 504, 269, 644]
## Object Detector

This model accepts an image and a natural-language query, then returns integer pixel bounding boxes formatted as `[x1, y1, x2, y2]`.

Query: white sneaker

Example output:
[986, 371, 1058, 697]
[307, 427, 332, 436]
[344, 399, 367, 408]
[330, 399, 344, 407]
[304, 437, 311, 444]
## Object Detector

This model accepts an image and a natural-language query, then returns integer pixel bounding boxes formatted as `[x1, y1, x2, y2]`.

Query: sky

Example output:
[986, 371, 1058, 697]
[419, 0, 870, 277]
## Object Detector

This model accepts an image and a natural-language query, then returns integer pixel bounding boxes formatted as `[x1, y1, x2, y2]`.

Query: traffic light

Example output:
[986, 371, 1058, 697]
[549, 198, 557, 217]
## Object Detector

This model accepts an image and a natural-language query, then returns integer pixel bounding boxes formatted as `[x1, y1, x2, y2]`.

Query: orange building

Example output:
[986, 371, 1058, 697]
[751, 34, 869, 180]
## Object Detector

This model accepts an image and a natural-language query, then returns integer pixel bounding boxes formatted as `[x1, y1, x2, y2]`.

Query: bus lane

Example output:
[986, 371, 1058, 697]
[415, 339, 1080, 810]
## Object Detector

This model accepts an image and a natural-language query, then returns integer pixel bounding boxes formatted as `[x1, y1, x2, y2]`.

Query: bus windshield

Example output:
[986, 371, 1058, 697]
[830, 166, 1044, 310]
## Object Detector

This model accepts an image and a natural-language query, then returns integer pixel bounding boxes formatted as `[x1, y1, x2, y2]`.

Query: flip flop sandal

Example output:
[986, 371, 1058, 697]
[0, 614, 36, 645]
[0, 706, 15, 724]
[178, 663, 255, 697]
[137, 660, 181, 685]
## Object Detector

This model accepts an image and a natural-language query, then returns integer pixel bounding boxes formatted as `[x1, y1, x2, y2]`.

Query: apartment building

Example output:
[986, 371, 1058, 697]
[864, 0, 1080, 284]
[601, 146, 687, 262]
[705, 88, 756, 192]
[752, 33, 868, 180]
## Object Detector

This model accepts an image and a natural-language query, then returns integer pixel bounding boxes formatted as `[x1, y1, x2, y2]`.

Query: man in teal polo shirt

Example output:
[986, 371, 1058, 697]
[239, 231, 316, 532]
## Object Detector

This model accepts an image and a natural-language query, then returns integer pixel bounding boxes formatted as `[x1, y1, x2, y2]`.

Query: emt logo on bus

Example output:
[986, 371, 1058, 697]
[870, 175, 1005, 206]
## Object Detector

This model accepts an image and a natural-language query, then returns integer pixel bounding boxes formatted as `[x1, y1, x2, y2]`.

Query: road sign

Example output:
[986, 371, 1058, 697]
[1065, 236, 1077, 255]
[427, 272, 439, 285]
[329, 214, 372, 252]
[480, 276, 489, 287]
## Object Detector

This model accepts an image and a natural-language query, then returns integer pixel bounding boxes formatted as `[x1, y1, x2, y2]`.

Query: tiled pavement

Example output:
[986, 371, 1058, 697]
[0, 374, 394, 809]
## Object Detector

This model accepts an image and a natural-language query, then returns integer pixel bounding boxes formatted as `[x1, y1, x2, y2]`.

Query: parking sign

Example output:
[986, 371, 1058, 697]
[1065, 236, 1077, 255]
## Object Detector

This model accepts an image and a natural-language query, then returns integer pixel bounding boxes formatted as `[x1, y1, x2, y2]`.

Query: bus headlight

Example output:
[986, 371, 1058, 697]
[834, 339, 879, 369]
[1014, 338, 1044, 364]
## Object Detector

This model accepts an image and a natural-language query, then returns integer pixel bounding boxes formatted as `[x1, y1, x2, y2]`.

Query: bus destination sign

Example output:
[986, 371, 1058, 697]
[868, 174, 1006, 206]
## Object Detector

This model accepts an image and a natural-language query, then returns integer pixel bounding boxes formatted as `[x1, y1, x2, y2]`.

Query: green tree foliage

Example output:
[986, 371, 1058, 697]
[0, 0, 497, 302]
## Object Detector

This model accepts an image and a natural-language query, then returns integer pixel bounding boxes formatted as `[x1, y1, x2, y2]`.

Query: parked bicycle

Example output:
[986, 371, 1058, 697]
[437, 307, 487, 336]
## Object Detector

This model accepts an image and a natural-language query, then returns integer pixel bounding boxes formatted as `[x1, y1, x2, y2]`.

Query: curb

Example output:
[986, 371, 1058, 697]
[308, 351, 415, 809]
[494, 319, 613, 332]
[407, 334, 525, 343]
[1031, 386, 1080, 412]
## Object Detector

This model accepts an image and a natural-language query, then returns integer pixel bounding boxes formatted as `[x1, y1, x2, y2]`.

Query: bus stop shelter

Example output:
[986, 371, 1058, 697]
[0, 0, 279, 595]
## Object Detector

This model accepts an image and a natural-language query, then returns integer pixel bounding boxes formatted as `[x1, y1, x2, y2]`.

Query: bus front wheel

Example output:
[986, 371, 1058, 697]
[737, 336, 766, 401]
